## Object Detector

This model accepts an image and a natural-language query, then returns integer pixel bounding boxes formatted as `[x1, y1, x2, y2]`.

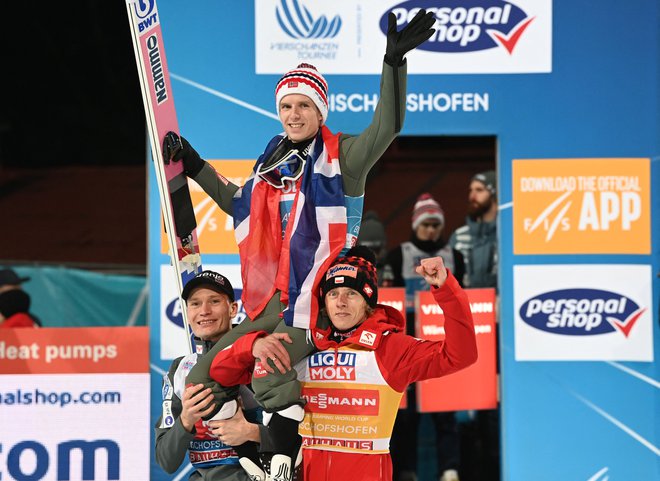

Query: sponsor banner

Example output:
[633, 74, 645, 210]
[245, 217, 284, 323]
[255, 0, 552, 74]
[513, 158, 651, 254]
[378, 287, 405, 316]
[0, 372, 150, 481]
[415, 288, 498, 412]
[0, 327, 149, 374]
[160, 263, 244, 360]
[160, 160, 255, 255]
[514, 264, 653, 361]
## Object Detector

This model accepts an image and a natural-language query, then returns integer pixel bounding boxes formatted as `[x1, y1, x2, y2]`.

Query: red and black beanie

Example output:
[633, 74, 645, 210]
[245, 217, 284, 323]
[320, 246, 378, 307]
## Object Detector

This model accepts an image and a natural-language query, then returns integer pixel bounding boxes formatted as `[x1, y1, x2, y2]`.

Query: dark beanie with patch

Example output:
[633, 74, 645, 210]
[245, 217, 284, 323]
[320, 245, 378, 307]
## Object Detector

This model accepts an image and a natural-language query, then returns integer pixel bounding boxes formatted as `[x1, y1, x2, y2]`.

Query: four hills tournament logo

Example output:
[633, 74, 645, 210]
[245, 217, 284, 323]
[276, 0, 342, 39]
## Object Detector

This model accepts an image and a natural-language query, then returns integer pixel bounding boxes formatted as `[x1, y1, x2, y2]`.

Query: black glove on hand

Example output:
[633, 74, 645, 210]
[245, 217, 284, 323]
[384, 9, 435, 66]
[162, 131, 205, 178]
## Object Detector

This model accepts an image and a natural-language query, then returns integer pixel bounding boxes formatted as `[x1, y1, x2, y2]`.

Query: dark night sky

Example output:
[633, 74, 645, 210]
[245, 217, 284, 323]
[0, 2, 147, 267]
[1, 2, 144, 168]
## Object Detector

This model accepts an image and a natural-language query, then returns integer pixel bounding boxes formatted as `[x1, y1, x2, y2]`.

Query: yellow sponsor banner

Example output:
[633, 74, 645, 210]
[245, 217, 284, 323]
[513, 158, 650, 254]
[161, 159, 255, 254]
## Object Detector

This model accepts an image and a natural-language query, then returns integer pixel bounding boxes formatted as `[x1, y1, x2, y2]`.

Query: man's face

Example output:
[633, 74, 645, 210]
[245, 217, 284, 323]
[279, 94, 323, 142]
[186, 288, 237, 342]
[415, 220, 443, 242]
[468, 180, 494, 218]
[325, 287, 368, 331]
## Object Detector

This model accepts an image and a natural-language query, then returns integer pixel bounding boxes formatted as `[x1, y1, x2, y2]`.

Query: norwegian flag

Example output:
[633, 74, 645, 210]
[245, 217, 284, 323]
[233, 126, 347, 329]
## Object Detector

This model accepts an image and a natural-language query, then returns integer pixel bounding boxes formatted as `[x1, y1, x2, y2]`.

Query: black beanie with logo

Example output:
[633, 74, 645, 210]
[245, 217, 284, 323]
[320, 246, 379, 307]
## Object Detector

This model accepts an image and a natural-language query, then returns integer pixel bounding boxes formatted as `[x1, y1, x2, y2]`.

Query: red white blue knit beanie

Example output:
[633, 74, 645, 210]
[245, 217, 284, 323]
[275, 63, 329, 123]
[412, 193, 445, 230]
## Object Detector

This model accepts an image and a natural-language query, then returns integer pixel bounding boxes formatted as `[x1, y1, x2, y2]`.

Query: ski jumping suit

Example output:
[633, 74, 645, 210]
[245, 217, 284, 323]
[155, 338, 264, 481]
[208, 270, 478, 481]
[186, 60, 408, 414]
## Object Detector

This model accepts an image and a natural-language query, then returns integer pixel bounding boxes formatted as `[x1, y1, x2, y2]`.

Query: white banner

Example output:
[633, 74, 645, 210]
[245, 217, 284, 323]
[0, 373, 149, 481]
[514, 264, 654, 361]
[255, 0, 552, 74]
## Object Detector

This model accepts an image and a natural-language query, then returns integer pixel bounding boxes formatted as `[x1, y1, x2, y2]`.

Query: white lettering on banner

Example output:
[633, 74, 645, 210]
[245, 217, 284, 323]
[520, 175, 641, 193]
[421, 324, 492, 336]
[0, 342, 117, 363]
[379, 300, 403, 312]
[407, 93, 489, 112]
[421, 303, 493, 315]
[329, 93, 379, 112]
[578, 192, 641, 231]
[470, 302, 494, 313]
[0, 342, 40, 360]
[422, 325, 445, 336]
[520, 173, 644, 240]
[328, 92, 489, 113]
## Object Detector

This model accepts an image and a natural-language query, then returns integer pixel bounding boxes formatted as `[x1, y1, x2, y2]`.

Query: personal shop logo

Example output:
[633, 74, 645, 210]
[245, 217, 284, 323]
[380, 0, 535, 54]
[276, 0, 342, 39]
[519, 288, 646, 338]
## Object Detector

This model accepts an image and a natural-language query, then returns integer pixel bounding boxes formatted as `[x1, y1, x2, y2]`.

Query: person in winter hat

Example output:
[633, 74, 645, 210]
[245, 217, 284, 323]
[386, 193, 466, 481]
[0, 268, 41, 327]
[160, 10, 436, 481]
[357, 211, 395, 286]
[449, 170, 498, 288]
[0, 289, 39, 328]
[206, 245, 478, 481]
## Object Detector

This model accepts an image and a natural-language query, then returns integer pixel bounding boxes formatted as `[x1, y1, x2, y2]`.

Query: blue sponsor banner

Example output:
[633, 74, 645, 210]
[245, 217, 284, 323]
[147, 1, 659, 480]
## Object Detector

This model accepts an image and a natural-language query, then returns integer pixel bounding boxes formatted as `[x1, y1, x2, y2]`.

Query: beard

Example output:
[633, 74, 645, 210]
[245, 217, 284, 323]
[468, 197, 493, 220]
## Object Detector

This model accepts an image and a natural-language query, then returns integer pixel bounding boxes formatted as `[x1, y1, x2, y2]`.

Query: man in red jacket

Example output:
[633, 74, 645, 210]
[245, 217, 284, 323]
[209, 246, 478, 481]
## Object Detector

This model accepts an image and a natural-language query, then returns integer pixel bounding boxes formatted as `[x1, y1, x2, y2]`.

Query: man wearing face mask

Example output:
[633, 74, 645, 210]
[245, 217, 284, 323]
[160, 10, 436, 481]
[0, 269, 41, 328]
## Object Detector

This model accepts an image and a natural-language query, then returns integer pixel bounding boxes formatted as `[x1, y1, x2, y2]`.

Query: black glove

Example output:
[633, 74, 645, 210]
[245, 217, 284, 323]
[162, 131, 205, 178]
[384, 9, 435, 66]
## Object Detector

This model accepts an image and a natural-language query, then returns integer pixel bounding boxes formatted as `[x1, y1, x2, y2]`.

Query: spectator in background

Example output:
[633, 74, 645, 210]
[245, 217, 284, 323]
[386, 193, 465, 481]
[449, 171, 497, 289]
[0, 268, 41, 328]
[449, 170, 499, 481]
[357, 210, 395, 287]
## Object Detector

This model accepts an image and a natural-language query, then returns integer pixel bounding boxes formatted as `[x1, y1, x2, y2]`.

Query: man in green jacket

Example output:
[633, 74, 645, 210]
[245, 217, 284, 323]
[163, 10, 436, 481]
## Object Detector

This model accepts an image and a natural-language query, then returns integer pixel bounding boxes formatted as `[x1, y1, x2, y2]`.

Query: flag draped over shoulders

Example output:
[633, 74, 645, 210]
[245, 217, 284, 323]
[233, 126, 347, 329]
